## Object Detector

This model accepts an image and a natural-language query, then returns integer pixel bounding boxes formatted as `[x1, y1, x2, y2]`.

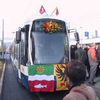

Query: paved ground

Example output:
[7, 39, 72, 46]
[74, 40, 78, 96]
[1, 57, 39, 100]
[93, 77, 100, 99]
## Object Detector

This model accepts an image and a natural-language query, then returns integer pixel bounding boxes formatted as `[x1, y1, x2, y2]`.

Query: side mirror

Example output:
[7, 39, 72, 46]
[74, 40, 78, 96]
[74, 32, 79, 42]
[16, 30, 21, 43]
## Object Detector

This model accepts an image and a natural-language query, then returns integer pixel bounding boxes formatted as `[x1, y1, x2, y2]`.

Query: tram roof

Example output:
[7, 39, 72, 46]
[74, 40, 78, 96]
[21, 16, 68, 27]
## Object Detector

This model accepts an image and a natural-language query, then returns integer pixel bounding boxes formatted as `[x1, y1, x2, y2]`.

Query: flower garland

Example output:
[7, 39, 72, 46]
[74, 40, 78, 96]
[42, 21, 63, 33]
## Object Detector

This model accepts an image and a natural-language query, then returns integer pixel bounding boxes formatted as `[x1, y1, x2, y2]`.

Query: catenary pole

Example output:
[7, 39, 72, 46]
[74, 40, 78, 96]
[2, 19, 4, 58]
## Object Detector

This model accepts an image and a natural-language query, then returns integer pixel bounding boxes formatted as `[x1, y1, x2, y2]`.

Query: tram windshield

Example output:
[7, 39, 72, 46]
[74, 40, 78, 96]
[31, 18, 68, 64]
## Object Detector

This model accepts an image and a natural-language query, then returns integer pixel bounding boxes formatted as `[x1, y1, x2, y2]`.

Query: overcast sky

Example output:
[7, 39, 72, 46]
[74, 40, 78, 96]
[0, 0, 100, 42]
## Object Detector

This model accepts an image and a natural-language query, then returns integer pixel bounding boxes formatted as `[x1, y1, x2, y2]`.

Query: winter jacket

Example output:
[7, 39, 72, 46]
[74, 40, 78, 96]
[63, 84, 98, 100]
[88, 47, 98, 66]
[96, 48, 100, 62]
[75, 48, 87, 64]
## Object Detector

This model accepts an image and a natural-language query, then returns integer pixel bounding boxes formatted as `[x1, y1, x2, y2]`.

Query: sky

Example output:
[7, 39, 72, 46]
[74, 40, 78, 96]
[0, 0, 100, 42]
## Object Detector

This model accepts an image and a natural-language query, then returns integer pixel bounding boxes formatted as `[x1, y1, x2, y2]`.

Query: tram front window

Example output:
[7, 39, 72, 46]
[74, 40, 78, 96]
[32, 33, 66, 64]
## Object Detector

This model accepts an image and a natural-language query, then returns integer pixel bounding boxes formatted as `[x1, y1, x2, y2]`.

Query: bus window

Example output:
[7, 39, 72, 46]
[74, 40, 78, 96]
[31, 18, 68, 64]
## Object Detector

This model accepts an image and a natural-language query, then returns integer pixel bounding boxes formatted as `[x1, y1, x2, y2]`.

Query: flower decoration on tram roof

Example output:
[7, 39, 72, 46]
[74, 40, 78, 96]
[42, 20, 63, 33]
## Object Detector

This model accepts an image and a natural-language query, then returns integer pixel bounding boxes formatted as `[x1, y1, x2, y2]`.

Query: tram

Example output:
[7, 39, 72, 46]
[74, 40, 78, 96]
[11, 18, 79, 92]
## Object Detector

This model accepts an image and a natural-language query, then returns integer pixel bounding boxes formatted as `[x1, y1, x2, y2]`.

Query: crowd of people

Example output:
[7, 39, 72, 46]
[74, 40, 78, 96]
[63, 43, 100, 100]
[71, 43, 100, 85]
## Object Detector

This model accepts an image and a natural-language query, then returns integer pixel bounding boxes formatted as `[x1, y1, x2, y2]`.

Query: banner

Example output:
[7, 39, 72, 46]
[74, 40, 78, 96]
[29, 80, 54, 92]
[28, 64, 53, 75]
[50, 7, 59, 16]
[39, 5, 46, 14]
[28, 64, 54, 92]
[55, 7, 59, 15]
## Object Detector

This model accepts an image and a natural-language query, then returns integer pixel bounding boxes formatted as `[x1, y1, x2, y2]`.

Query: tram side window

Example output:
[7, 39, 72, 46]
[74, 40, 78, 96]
[14, 44, 19, 60]
[31, 36, 35, 63]
[20, 32, 26, 65]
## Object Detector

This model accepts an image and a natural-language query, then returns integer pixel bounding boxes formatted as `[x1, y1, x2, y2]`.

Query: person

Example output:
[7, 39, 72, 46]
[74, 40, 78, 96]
[75, 43, 89, 77]
[88, 43, 98, 85]
[63, 60, 98, 100]
[83, 44, 90, 78]
[75, 43, 87, 65]
[96, 44, 100, 66]
[95, 44, 100, 76]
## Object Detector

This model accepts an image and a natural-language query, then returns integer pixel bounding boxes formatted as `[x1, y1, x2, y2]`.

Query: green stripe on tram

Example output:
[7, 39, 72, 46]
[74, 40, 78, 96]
[28, 64, 54, 75]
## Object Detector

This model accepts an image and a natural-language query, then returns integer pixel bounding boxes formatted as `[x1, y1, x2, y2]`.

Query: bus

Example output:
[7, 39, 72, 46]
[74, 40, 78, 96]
[11, 18, 79, 92]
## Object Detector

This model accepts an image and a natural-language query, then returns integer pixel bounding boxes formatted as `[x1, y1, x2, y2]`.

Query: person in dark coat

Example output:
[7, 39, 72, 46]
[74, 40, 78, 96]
[96, 44, 100, 65]
[95, 44, 100, 76]
[75, 43, 88, 67]
[83, 45, 90, 78]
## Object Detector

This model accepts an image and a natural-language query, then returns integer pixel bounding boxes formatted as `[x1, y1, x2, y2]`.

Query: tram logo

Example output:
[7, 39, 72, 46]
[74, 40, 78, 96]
[36, 66, 45, 74]
[34, 83, 47, 89]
